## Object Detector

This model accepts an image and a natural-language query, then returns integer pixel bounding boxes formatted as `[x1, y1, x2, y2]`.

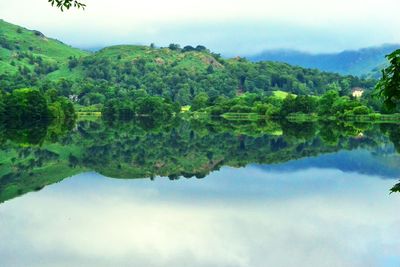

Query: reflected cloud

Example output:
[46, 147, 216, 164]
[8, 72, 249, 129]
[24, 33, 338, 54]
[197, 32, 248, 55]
[0, 168, 399, 266]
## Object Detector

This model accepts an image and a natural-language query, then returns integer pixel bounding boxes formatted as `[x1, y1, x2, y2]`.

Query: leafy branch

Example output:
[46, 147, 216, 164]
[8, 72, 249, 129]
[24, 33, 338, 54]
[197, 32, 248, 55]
[48, 0, 86, 11]
[390, 181, 400, 194]
[376, 49, 400, 110]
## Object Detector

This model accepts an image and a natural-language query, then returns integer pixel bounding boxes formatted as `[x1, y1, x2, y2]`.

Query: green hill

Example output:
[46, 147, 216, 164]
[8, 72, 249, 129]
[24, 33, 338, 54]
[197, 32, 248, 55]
[0, 20, 377, 106]
[51, 45, 376, 106]
[0, 19, 89, 75]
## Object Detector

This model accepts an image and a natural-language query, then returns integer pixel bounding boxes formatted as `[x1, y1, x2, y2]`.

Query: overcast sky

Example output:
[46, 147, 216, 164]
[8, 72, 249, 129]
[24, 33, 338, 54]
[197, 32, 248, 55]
[0, 0, 399, 55]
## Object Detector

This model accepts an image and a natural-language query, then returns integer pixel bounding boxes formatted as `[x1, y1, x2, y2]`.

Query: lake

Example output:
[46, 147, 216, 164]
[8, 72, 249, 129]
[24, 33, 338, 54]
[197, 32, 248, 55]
[0, 117, 399, 267]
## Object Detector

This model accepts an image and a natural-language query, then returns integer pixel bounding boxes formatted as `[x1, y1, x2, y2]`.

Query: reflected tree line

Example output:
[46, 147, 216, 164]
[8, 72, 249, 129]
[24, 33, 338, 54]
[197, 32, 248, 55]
[1, 116, 400, 202]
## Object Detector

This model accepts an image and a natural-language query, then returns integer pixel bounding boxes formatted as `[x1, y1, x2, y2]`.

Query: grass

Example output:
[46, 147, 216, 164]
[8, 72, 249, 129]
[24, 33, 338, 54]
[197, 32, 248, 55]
[77, 112, 102, 116]
[82, 45, 219, 72]
[222, 113, 263, 121]
[0, 19, 89, 75]
[344, 113, 400, 123]
[286, 112, 400, 123]
[273, 90, 291, 99]
[181, 106, 191, 112]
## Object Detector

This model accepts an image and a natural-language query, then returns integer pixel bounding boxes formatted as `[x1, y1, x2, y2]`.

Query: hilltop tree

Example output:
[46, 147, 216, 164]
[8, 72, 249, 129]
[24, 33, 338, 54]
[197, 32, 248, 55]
[48, 0, 86, 11]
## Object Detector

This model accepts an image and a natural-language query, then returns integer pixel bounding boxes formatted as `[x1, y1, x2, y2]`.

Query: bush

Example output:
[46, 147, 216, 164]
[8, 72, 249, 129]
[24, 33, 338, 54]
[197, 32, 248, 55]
[352, 106, 371, 115]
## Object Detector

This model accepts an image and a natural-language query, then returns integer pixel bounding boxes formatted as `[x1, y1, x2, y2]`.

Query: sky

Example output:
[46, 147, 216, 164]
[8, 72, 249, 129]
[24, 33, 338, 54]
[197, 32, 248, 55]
[0, 0, 399, 56]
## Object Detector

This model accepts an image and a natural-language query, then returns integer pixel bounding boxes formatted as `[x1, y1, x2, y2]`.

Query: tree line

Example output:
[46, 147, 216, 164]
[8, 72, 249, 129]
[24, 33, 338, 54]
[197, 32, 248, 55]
[0, 88, 76, 126]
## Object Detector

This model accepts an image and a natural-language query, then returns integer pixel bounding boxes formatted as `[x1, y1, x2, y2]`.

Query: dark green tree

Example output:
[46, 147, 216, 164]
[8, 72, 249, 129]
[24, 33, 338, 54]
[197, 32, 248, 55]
[4, 88, 50, 121]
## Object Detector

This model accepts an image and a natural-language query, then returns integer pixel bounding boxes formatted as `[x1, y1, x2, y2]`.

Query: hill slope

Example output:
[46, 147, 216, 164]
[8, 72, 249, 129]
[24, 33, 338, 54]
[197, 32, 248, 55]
[0, 19, 89, 75]
[54, 45, 376, 105]
[248, 44, 400, 77]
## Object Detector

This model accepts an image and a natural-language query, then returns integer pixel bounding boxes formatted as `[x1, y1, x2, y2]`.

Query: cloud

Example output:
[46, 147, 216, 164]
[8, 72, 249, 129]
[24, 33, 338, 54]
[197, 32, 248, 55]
[0, 0, 399, 54]
[0, 168, 400, 266]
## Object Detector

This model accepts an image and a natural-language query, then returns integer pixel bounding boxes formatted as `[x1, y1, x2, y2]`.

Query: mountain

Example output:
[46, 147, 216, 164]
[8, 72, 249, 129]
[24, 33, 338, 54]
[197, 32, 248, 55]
[0, 20, 376, 106]
[248, 44, 400, 77]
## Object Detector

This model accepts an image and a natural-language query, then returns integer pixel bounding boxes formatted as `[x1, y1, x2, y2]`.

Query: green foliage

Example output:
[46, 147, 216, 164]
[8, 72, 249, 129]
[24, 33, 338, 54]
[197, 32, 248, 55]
[0, 19, 383, 119]
[0, 20, 378, 110]
[1, 116, 399, 202]
[102, 93, 180, 121]
[376, 49, 400, 110]
[3, 88, 50, 121]
[350, 106, 371, 115]
[191, 92, 210, 111]
[168, 44, 181, 51]
[48, 0, 86, 11]
[0, 20, 88, 84]
[195, 89, 374, 120]
[0, 86, 76, 128]
[317, 90, 339, 115]
[391, 182, 400, 193]
[279, 95, 317, 116]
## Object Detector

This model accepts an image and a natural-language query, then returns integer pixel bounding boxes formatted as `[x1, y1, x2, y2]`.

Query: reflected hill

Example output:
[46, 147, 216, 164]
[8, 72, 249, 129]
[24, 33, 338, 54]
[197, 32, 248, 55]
[0, 117, 399, 203]
[255, 148, 400, 179]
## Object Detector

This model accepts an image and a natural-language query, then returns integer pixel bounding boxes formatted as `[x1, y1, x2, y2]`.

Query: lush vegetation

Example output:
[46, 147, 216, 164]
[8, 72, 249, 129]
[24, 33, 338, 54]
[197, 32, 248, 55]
[53, 45, 375, 107]
[0, 20, 88, 76]
[1, 20, 400, 201]
[1, 20, 379, 112]
[102, 90, 180, 120]
[0, 87, 76, 130]
[191, 90, 396, 122]
[376, 49, 400, 110]
[48, 0, 86, 11]
[1, 116, 400, 203]
[0, 19, 398, 129]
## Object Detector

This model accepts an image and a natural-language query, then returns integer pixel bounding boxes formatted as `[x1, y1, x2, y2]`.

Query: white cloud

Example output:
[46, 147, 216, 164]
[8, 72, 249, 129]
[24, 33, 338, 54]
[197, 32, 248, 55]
[0, 0, 399, 55]
[0, 168, 400, 266]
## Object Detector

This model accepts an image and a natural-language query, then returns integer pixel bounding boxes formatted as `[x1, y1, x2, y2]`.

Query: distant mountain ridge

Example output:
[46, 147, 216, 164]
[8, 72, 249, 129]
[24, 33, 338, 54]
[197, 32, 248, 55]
[248, 44, 400, 77]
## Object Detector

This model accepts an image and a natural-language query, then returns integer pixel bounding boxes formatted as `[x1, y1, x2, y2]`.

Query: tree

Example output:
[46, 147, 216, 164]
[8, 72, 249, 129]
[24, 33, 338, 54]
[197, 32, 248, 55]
[195, 45, 207, 52]
[4, 88, 50, 121]
[376, 49, 400, 110]
[0, 91, 4, 120]
[191, 92, 209, 111]
[168, 44, 181, 51]
[48, 0, 86, 11]
[182, 46, 196, 53]
[317, 90, 339, 115]
[279, 94, 297, 116]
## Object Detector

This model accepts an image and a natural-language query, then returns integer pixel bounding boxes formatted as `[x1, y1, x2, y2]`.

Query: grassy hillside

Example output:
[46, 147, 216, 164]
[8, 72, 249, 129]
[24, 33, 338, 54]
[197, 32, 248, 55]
[49, 44, 222, 80]
[248, 44, 400, 77]
[0, 19, 89, 75]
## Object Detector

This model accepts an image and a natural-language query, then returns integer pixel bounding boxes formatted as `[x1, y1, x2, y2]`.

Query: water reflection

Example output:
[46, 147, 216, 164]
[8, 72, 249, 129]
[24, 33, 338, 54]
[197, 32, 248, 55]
[0, 167, 399, 267]
[1, 117, 400, 203]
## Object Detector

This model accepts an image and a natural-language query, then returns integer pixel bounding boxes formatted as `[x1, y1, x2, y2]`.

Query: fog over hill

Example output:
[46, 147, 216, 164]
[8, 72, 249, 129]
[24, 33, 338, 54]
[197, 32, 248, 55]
[248, 44, 400, 77]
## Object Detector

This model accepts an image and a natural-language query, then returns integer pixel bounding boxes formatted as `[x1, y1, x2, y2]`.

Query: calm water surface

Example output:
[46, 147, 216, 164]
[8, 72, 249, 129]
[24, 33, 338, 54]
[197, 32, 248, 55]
[0, 119, 399, 267]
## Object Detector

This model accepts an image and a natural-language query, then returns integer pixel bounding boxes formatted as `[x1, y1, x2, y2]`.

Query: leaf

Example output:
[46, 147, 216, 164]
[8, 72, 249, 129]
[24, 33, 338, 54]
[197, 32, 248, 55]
[390, 182, 400, 193]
